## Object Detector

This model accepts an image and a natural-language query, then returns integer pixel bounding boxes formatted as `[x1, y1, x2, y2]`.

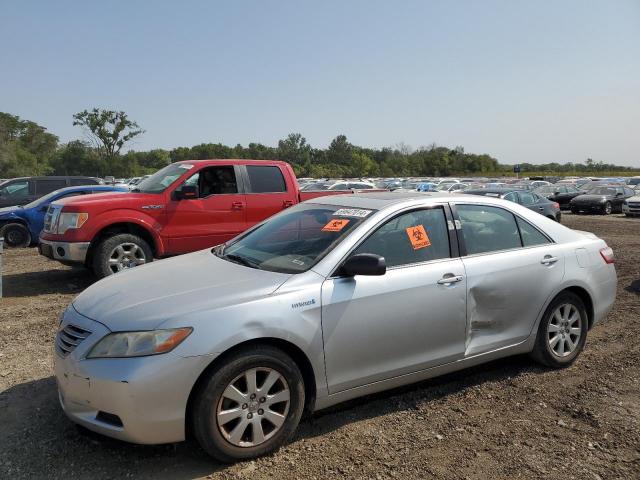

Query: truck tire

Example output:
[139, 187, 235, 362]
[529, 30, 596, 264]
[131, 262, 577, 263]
[92, 233, 153, 278]
[0, 223, 31, 248]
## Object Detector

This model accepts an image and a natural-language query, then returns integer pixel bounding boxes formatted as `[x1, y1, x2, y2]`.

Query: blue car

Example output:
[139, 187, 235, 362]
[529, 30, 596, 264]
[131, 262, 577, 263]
[0, 185, 127, 247]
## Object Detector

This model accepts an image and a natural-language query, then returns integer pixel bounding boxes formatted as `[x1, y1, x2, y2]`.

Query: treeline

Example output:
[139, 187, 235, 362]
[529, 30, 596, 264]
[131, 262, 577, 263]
[1, 111, 638, 180]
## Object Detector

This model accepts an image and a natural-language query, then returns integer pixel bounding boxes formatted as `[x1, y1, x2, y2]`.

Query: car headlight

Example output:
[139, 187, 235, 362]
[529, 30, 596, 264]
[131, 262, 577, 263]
[86, 327, 192, 358]
[57, 212, 89, 234]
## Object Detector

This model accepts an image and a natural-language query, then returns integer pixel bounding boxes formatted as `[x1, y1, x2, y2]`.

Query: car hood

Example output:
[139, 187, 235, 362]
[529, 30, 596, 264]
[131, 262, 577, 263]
[55, 191, 159, 211]
[0, 206, 21, 216]
[572, 194, 609, 202]
[73, 249, 292, 331]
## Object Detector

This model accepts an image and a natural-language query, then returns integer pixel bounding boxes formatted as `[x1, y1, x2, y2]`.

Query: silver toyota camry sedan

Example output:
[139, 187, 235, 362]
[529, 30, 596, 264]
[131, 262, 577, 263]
[54, 192, 617, 462]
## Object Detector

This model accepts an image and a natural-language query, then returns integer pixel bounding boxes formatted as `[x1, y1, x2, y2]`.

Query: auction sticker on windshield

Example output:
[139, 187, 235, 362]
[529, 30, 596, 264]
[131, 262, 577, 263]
[332, 208, 373, 218]
[322, 219, 350, 232]
[406, 225, 431, 250]
[179, 164, 194, 169]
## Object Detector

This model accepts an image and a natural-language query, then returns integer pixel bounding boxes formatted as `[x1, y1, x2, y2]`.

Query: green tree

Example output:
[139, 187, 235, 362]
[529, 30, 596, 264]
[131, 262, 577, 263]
[72, 109, 144, 160]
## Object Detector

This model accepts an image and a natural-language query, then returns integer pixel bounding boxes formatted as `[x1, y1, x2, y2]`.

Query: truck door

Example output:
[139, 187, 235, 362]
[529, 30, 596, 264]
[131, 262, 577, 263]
[164, 165, 248, 254]
[241, 164, 296, 226]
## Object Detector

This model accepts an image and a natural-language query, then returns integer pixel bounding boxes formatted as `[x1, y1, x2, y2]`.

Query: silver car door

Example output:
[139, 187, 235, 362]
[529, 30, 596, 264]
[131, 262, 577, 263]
[453, 203, 566, 357]
[321, 206, 467, 394]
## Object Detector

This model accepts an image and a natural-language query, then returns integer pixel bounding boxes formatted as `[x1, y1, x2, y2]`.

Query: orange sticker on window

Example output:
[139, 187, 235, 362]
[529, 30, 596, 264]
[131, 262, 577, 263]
[322, 219, 350, 232]
[406, 225, 431, 250]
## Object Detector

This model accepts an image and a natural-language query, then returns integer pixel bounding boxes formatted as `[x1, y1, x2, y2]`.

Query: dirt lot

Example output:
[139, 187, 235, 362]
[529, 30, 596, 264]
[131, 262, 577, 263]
[1, 213, 639, 480]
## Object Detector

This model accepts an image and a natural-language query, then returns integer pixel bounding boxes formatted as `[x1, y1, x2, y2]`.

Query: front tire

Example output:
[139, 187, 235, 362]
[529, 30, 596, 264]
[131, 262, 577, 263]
[192, 345, 305, 463]
[531, 292, 588, 368]
[603, 202, 612, 215]
[91, 233, 153, 278]
[0, 223, 31, 248]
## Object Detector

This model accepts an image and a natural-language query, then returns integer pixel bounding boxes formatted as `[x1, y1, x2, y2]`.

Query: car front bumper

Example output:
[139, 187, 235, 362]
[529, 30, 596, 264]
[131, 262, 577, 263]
[54, 306, 213, 444]
[622, 203, 640, 216]
[570, 203, 606, 213]
[39, 239, 90, 265]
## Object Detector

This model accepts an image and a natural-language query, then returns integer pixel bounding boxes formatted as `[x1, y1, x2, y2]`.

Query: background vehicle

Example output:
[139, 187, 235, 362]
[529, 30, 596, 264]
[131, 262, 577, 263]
[534, 184, 585, 209]
[464, 188, 562, 222]
[621, 195, 640, 217]
[0, 185, 127, 247]
[39, 160, 384, 277]
[0, 176, 103, 208]
[54, 193, 616, 462]
[570, 185, 635, 215]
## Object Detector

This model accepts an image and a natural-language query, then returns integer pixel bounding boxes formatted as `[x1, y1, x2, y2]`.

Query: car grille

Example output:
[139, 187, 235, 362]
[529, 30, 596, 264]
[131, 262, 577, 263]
[56, 324, 92, 357]
[628, 202, 640, 209]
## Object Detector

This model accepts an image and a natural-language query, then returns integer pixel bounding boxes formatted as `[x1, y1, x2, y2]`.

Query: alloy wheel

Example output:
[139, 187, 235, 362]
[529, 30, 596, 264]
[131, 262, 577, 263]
[216, 367, 291, 447]
[107, 242, 147, 273]
[547, 303, 582, 357]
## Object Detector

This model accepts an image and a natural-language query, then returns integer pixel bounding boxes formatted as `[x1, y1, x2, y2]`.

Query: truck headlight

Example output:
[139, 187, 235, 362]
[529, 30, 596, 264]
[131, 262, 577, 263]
[57, 212, 89, 234]
[86, 328, 192, 358]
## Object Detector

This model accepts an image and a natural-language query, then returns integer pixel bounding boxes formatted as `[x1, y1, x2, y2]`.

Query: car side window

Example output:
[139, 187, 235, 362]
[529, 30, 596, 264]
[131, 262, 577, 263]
[516, 217, 551, 247]
[456, 204, 521, 255]
[503, 192, 518, 203]
[35, 179, 67, 195]
[246, 165, 287, 193]
[0, 180, 30, 199]
[352, 208, 450, 268]
[518, 192, 536, 206]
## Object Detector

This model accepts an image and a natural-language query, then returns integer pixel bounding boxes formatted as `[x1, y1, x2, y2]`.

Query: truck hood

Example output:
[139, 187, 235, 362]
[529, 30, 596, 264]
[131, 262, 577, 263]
[72, 249, 292, 331]
[55, 191, 159, 210]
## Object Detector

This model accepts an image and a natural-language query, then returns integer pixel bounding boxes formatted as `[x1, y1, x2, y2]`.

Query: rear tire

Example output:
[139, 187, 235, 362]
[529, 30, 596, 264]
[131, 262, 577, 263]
[0, 223, 31, 248]
[192, 345, 305, 463]
[531, 292, 588, 368]
[91, 233, 153, 278]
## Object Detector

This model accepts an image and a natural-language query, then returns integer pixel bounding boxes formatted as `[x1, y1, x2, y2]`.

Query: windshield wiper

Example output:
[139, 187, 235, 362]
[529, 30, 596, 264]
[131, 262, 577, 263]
[223, 253, 261, 269]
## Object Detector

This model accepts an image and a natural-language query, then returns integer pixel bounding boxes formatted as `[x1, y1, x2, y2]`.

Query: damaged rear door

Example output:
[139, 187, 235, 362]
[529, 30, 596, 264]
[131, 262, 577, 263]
[451, 203, 565, 357]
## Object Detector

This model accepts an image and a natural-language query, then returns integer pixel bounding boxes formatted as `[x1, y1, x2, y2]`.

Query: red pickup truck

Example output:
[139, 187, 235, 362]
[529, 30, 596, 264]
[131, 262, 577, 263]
[39, 159, 381, 277]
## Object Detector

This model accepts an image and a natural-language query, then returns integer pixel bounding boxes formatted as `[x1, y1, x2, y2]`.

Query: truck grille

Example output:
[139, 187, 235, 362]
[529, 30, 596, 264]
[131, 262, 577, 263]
[56, 324, 92, 357]
[44, 204, 62, 233]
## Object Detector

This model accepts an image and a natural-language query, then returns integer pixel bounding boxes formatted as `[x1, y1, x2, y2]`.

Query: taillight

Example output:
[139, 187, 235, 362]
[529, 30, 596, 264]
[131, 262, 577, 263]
[600, 247, 615, 264]
[553, 202, 560, 209]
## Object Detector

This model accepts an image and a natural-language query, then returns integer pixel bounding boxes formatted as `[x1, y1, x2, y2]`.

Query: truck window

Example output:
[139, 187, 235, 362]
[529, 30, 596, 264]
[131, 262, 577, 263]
[246, 165, 287, 193]
[198, 166, 238, 196]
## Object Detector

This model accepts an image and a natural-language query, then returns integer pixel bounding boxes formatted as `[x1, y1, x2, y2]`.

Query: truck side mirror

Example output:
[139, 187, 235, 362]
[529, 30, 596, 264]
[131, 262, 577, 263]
[173, 185, 198, 200]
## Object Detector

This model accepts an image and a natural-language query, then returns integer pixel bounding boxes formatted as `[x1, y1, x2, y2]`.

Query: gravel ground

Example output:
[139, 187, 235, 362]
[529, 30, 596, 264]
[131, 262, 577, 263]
[0, 213, 639, 480]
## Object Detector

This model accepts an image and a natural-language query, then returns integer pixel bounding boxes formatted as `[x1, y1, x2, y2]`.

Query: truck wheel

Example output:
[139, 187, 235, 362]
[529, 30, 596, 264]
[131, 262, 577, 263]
[192, 345, 305, 463]
[92, 233, 153, 278]
[0, 223, 31, 248]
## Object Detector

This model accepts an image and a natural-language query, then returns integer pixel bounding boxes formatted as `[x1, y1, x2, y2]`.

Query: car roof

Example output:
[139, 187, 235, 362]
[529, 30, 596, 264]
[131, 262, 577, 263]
[463, 188, 520, 195]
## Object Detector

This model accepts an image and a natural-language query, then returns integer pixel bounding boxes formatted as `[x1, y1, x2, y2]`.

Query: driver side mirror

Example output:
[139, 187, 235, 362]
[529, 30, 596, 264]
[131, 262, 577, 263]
[340, 253, 386, 277]
[173, 185, 198, 200]
[615, 192, 624, 197]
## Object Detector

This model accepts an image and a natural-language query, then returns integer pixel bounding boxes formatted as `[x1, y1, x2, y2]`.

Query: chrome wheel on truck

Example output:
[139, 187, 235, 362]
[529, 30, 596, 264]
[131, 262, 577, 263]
[92, 233, 153, 278]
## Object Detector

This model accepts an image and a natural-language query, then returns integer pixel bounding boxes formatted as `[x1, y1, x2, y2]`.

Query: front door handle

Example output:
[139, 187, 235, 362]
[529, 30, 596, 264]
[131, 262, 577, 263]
[231, 201, 245, 210]
[540, 255, 559, 265]
[283, 200, 294, 208]
[437, 274, 464, 285]
[538, 207, 544, 211]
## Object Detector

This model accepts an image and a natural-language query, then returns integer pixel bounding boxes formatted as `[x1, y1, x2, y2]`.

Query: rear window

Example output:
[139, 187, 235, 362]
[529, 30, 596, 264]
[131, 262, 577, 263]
[70, 178, 98, 186]
[246, 165, 287, 193]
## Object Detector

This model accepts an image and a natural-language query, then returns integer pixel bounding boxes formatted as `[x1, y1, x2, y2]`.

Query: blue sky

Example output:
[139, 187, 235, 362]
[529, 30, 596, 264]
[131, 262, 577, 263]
[1, 0, 639, 165]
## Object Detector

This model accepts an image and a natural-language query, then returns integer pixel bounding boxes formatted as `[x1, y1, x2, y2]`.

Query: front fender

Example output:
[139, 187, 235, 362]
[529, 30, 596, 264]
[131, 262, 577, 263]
[87, 210, 167, 255]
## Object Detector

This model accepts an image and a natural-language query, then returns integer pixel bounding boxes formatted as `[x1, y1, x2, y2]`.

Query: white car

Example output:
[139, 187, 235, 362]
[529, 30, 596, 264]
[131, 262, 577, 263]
[622, 195, 640, 217]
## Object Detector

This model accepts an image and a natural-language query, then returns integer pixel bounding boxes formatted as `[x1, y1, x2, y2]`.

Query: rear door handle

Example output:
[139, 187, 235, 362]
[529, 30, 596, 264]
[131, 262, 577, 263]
[540, 255, 559, 265]
[231, 201, 245, 210]
[437, 274, 464, 285]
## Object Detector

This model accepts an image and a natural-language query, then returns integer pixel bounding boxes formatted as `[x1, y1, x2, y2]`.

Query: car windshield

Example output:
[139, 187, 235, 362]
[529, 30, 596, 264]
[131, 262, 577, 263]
[216, 203, 375, 274]
[133, 164, 193, 193]
[586, 187, 617, 196]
